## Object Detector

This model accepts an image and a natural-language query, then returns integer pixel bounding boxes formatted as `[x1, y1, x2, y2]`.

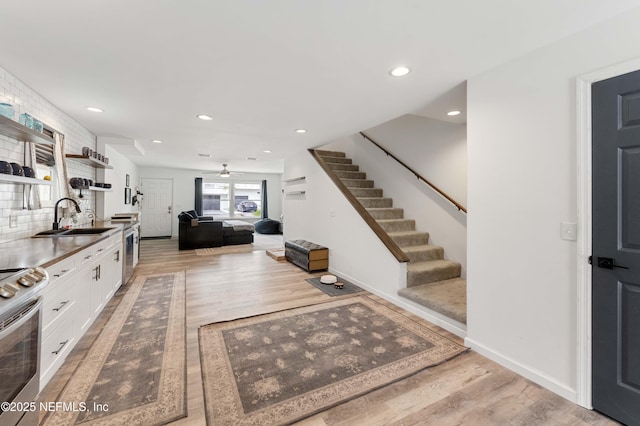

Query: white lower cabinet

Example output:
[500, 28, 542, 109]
[40, 232, 124, 390]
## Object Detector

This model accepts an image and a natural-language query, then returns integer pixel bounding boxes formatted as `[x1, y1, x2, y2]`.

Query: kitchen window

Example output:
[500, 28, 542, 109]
[34, 140, 58, 205]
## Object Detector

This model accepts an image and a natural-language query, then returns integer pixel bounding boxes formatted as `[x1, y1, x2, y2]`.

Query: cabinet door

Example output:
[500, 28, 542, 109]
[110, 246, 123, 295]
[133, 232, 139, 268]
[76, 261, 100, 334]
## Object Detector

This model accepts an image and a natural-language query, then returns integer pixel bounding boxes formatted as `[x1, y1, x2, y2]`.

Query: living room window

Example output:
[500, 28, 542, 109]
[202, 181, 261, 218]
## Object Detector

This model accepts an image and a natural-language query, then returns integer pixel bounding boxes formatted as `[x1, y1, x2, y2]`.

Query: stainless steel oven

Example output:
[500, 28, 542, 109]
[0, 267, 48, 426]
[0, 297, 42, 426]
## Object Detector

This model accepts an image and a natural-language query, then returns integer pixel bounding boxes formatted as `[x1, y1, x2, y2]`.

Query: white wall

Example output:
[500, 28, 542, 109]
[366, 114, 467, 205]
[139, 166, 283, 238]
[466, 8, 640, 402]
[94, 143, 140, 221]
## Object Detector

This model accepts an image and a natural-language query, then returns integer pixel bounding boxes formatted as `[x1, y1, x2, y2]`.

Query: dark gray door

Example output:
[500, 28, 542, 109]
[592, 69, 640, 426]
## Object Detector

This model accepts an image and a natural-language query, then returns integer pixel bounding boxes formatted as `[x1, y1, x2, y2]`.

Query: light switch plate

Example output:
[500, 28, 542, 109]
[561, 222, 577, 241]
[9, 215, 17, 228]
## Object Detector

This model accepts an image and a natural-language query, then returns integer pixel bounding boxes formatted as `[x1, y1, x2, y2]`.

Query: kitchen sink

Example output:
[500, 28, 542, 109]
[33, 227, 115, 237]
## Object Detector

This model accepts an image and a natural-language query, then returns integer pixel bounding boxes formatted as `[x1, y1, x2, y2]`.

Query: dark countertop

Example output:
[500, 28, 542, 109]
[0, 221, 126, 270]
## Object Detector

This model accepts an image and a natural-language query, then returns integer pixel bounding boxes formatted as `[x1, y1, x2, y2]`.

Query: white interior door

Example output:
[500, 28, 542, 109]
[140, 178, 173, 238]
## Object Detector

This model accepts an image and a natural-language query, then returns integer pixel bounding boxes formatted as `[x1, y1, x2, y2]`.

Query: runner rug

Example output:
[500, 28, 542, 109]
[42, 271, 187, 426]
[198, 295, 467, 425]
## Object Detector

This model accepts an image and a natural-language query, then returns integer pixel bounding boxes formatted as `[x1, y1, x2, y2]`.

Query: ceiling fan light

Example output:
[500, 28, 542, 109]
[220, 172, 230, 177]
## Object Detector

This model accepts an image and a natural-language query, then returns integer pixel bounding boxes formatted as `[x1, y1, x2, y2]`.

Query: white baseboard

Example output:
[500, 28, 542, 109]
[464, 337, 577, 403]
[328, 268, 467, 338]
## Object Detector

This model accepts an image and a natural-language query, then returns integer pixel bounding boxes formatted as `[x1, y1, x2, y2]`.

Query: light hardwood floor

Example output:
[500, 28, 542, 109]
[39, 238, 618, 425]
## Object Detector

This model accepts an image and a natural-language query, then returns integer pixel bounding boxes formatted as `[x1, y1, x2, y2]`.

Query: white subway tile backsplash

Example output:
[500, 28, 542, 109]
[0, 65, 97, 242]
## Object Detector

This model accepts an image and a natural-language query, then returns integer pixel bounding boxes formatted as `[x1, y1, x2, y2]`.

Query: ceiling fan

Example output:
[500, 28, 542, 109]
[203, 163, 243, 177]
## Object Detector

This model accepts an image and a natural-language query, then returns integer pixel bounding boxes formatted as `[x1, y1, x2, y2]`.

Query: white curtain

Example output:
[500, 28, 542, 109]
[53, 132, 80, 207]
[26, 142, 42, 210]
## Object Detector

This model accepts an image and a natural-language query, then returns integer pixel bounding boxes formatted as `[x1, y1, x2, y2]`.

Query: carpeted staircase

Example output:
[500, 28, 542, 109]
[316, 149, 466, 324]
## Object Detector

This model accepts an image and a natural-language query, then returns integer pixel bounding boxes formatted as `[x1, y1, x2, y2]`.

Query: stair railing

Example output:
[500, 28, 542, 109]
[360, 132, 467, 214]
[309, 149, 410, 263]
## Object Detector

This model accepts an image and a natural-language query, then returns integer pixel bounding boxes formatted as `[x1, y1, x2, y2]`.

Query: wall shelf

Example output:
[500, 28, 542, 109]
[0, 114, 55, 145]
[88, 186, 112, 192]
[283, 176, 305, 183]
[65, 154, 114, 169]
[0, 174, 53, 185]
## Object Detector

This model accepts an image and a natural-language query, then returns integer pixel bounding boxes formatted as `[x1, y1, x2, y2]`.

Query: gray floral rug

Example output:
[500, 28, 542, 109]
[198, 295, 467, 425]
[42, 271, 187, 426]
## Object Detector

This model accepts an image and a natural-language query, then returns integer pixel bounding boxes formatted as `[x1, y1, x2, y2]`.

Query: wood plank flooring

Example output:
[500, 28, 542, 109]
[39, 238, 618, 425]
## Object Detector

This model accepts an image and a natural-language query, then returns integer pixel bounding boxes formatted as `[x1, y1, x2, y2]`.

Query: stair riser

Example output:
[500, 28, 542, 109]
[351, 188, 383, 197]
[404, 247, 444, 263]
[367, 208, 404, 219]
[326, 163, 359, 172]
[378, 220, 415, 233]
[322, 157, 353, 165]
[358, 198, 393, 208]
[335, 170, 366, 179]
[407, 264, 461, 287]
[342, 179, 374, 188]
[315, 150, 346, 158]
[391, 233, 429, 247]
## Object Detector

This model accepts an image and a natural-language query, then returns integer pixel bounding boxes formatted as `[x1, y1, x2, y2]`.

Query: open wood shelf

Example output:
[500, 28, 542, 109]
[65, 154, 114, 169]
[0, 174, 53, 185]
[0, 114, 55, 145]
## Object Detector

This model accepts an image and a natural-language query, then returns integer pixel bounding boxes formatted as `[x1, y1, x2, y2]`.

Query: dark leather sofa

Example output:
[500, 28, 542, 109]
[178, 211, 254, 250]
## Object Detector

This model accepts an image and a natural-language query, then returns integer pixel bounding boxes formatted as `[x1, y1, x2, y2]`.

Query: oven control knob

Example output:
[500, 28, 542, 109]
[0, 286, 15, 298]
[32, 267, 47, 277]
[5, 283, 19, 292]
[17, 277, 35, 287]
[25, 273, 42, 283]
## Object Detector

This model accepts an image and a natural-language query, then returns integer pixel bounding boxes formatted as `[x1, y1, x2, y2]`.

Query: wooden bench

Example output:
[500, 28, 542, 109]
[285, 240, 329, 272]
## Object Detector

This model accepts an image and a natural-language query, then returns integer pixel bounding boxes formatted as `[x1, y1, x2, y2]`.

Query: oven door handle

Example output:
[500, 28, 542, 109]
[0, 297, 42, 340]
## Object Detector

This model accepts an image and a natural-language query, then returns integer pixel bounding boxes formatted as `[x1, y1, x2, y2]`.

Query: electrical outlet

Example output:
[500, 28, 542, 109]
[9, 215, 17, 228]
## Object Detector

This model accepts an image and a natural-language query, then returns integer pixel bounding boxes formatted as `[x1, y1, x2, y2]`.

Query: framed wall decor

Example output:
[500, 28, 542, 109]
[126, 174, 130, 187]
[124, 187, 131, 204]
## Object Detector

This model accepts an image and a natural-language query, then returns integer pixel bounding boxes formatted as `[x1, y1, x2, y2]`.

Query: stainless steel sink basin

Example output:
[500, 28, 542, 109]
[33, 227, 114, 237]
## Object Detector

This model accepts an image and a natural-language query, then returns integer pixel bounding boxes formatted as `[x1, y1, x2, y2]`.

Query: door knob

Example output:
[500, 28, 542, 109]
[597, 257, 629, 270]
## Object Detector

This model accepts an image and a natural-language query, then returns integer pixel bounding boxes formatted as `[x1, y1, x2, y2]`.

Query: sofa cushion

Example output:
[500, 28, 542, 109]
[178, 211, 193, 222]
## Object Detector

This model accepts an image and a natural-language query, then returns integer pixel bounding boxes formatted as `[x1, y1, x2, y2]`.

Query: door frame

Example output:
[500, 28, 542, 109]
[140, 177, 175, 238]
[576, 57, 640, 409]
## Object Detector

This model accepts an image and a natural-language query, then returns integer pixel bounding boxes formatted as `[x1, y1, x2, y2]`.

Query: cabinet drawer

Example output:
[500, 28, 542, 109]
[46, 256, 76, 284]
[42, 275, 76, 335]
[40, 314, 76, 390]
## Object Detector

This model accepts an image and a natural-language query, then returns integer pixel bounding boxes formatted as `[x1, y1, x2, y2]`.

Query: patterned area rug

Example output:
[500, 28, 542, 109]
[42, 272, 187, 426]
[198, 295, 467, 425]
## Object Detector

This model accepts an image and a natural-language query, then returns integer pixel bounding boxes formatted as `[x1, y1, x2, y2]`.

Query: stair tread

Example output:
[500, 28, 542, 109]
[407, 259, 460, 271]
[398, 278, 466, 324]
[388, 230, 429, 237]
[377, 219, 414, 223]
[401, 244, 443, 253]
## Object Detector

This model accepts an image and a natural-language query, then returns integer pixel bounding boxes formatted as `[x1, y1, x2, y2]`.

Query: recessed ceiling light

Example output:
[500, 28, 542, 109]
[389, 66, 410, 77]
[152, 139, 162, 144]
[263, 150, 272, 153]
[86, 107, 103, 112]
[197, 114, 213, 120]
[296, 129, 307, 134]
[198, 153, 213, 157]
[447, 110, 461, 116]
